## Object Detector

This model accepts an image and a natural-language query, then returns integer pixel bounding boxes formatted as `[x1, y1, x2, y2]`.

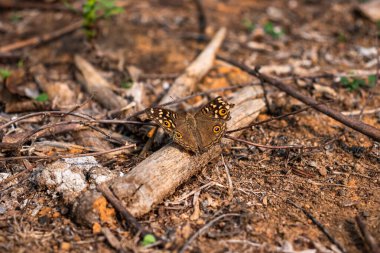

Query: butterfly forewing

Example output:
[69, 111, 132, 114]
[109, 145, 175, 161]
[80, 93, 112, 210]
[146, 108, 199, 153]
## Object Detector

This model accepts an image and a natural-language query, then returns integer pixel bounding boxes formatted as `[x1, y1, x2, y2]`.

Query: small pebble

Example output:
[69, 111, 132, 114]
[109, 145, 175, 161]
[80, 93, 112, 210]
[0, 205, 6, 215]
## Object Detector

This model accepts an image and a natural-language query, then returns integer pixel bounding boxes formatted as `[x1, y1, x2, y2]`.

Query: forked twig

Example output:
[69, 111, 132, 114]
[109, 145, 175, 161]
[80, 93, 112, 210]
[179, 213, 241, 253]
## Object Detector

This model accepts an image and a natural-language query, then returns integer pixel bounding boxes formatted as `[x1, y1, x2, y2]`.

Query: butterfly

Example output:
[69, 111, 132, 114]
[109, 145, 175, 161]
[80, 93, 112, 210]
[146, 96, 234, 154]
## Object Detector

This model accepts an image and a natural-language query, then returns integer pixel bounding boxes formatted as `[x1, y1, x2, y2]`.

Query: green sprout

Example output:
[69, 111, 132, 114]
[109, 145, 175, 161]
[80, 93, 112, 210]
[242, 18, 255, 33]
[10, 12, 22, 23]
[339, 75, 377, 91]
[0, 68, 11, 80]
[121, 81, 133, 89]
[82, 0, 124, 39]
[263, 22, 284, 39]
[35, 93, 49, 102]
[141, 234, 156, 246]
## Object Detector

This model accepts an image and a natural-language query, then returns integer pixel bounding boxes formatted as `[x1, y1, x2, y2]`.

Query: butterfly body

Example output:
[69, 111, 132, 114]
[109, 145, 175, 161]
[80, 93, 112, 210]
[146, 97, 234, 154]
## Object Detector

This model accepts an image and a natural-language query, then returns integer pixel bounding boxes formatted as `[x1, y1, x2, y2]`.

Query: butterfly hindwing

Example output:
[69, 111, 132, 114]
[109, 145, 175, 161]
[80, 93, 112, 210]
[194, 97, 233, 152]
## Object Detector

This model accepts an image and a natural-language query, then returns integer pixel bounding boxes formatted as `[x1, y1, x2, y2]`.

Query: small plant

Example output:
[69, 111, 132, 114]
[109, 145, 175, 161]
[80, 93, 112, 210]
[82, 0, 124, 39]
[242, 18, 255, 33]
[10, 12, 22, 23]
[141, 234, 156, 246]
[263, 22, 284, 39]
[35, 93, 49, 102]
[337, 32, 347, 43]
[339, 75, 377, 91]
[121, 81, 133, 89]
[0, 68, 11, 80]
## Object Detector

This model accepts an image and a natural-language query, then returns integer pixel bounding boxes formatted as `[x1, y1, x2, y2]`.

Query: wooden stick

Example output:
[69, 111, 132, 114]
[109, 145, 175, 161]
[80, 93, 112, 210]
[0, 21, 82, 53]
[218, 56, 380, 142]
[108, 86, 264, 217]
[74, 55, 129, 110]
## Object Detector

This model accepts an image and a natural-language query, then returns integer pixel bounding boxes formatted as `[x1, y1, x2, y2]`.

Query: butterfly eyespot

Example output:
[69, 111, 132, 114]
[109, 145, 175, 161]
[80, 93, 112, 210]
[175, 132, 183, 139]
[163, 120, 171, 127]
[213, 125, 221, 133]
[219, 108, 227, 116]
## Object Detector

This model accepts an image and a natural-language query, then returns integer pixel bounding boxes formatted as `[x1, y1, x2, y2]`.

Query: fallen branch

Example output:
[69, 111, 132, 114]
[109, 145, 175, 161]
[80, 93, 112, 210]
[74, 55, 129, 110]
[108, 86, 264, 217]
[0, 21, 82, 53]
[73, 85, 264, 225]
[218, 56, 380, 142]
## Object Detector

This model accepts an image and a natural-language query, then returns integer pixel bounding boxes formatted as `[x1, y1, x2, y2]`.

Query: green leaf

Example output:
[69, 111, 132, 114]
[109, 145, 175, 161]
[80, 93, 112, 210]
[35, 93, 49, 102]
[339, 76, 350, 86]
[263, 22, 283, 39]
[141, 234, 156, 246]
[367, 74, 377, 87]
[121, 81, 133, 89]
[0, 68, 11, 79]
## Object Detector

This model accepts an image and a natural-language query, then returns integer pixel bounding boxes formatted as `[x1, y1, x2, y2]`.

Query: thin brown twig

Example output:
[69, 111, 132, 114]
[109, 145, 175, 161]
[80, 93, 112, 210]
[97, 184, 157, 239]
[0, 111, 94, 130]
[192, 0, 207, 36]
[179, 213, 241, 253]
[3, 119, 144, 150]
[0, 21, 82, 53]
[287, 199, 346, 253]
[226, 103, 330, 134]
[0, 144, 135, 161]
[217, 55, 380, 142]
[224, 134, 311, 150]
[355, 215, 380, 253]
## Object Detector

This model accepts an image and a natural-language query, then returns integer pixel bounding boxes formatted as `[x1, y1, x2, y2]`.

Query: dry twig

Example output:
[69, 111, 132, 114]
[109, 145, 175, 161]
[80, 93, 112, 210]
[218, 56, 380, 142]
[355, 216, 380, 253]
[179, 213, 241, 253]
[0, 21, 82, 53]
[287, 199, 346, 253]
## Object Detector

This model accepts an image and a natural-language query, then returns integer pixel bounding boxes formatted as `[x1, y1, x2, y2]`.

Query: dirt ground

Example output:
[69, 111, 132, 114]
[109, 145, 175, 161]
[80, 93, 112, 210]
[0, 0, 379, 252]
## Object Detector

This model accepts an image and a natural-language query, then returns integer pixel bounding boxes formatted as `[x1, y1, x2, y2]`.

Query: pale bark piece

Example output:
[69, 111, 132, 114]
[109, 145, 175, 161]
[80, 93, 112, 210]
[109, 85, 264, 217]
[160, 27, 227, 105]
[32, 65, 77, 109]
[74, 55, 129, 110]
[357, 0, 380, 22]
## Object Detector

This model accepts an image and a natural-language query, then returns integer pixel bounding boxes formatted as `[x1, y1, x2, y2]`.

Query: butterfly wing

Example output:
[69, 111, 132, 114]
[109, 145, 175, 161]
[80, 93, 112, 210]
[194, 97, 233, 152]
[146, 108, 198, 153]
